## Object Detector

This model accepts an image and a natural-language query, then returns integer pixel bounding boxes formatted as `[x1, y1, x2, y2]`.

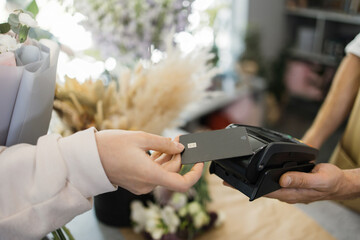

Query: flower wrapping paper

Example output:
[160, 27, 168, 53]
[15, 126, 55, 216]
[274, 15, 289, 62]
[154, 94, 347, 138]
[0, 39, 59, 146]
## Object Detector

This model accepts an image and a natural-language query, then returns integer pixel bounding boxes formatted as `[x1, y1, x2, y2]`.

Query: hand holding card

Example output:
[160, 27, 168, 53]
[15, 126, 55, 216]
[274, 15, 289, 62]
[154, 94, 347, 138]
[180, 124, 318, 201]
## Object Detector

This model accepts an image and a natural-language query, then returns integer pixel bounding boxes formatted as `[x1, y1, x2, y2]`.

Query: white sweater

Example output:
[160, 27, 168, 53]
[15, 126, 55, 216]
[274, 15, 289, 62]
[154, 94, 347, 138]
[346, 33, 360, 56]
[0, 128, 116, 240]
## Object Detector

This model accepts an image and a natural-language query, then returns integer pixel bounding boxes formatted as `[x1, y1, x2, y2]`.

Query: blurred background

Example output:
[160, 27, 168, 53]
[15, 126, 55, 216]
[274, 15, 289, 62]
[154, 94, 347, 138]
[2, 0, 360, 239]
[2, 0, 360, 162]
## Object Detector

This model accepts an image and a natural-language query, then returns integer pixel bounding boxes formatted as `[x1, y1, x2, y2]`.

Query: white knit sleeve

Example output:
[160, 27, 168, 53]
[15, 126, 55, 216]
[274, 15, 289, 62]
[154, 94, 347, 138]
[0, 128, 116, 240]
[345, 33, 360, 57]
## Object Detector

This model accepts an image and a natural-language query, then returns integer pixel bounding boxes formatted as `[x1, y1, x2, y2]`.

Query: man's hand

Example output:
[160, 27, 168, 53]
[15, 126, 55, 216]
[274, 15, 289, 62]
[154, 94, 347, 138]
[95, 130, 204, 195]
[266, 163, 360, 204]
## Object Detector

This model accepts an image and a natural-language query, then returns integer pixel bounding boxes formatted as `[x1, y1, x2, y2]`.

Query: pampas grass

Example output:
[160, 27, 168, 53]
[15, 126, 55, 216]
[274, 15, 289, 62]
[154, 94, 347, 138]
[53, 40, 218, 135]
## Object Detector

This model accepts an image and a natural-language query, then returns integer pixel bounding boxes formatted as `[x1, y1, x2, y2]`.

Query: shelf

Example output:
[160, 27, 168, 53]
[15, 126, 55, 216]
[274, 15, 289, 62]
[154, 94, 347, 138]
[288, 48, 340, 66]
[178, 87, 249, 124]
[286, 7, 360, 25]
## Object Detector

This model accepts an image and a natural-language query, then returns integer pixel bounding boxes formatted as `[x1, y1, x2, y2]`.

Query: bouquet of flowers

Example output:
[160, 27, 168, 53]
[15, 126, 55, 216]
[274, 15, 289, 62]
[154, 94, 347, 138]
[71, 0, 194, 63]
[0, 5, 73, 240]
[130, 164, 225, 240]
[0, 7, 60, 146]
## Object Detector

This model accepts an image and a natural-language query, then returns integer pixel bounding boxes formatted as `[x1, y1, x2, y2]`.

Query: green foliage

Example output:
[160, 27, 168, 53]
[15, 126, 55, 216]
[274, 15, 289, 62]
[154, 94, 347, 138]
[8, 13, 20, 34]
[193, 169, 211, 206]
[62, 226, 75, 240]
[51, 231, 61, 240]
[239, 27, 266, 76]
[18, 25, 30, 43]
[0, 23, 10, 34]
[267, 49, 289, 102]
[180, 163, 211, 206]
[208, 43, 219, 67]
[56, 229, 66, 240]
[51, 226, 74, 240]
[26, 0, 39, 18]
[2, 8, 39, 44]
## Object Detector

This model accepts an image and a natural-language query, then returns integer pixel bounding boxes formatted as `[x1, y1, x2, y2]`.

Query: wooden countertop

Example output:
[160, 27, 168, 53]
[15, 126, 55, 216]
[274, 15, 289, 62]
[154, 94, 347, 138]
[119, 174, 335, 240]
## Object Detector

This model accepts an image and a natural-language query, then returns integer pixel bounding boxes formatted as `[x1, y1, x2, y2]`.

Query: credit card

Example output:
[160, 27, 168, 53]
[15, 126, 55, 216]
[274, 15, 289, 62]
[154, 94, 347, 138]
[180, 127, 253, 165]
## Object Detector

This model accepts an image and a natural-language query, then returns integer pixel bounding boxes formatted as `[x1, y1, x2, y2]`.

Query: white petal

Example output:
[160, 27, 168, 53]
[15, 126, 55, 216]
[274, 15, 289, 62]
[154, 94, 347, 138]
[151, 228, 164, 240]
[19, 13, 38, 28]
[0, 35, 19, 52]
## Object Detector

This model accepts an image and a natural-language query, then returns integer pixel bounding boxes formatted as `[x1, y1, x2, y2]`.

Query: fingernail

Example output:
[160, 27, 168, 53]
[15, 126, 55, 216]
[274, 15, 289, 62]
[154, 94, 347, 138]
[175, 142, 184, 150]
[283, 176, 292, 187]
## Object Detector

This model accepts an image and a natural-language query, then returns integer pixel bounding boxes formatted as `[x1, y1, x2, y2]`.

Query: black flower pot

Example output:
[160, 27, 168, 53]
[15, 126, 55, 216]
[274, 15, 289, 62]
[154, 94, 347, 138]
[94, 187, 154, 227]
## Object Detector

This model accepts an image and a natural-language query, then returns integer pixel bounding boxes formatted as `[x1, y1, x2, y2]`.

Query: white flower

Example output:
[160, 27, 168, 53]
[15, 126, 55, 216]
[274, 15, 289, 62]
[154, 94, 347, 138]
[146, 202, 162, 219]
[169, 192, 188, 210]
[145, 217, 164, 240]
[19, 12, 38, 28]
[178, 206, 188, 217]
[161, 206, 180, 233]
[0, 46, 7, 53]
[0, 35, 20, 53]
[193, 211, 210, 229]
[143, 201, 165, 239]
[149, 227, 164, 240]
[131, 200, 167, 239]
[130, 201, 146, 232]
[187, 201, 202, 216]
[215, 211, 226, 228]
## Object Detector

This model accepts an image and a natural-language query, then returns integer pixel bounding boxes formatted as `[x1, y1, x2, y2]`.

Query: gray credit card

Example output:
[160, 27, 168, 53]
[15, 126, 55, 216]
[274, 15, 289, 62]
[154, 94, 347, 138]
[180, 127, 253, 165]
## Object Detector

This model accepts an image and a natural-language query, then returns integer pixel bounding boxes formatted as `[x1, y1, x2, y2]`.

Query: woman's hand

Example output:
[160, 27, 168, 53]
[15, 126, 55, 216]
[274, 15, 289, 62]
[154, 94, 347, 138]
[95, 130, 204, 195]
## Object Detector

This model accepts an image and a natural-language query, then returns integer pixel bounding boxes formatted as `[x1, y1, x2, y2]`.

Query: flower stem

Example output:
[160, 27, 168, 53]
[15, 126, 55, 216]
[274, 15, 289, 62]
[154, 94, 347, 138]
[56, 229, 67, 240]
[51, 231, 61, 240]
[62, 226, 75, 240]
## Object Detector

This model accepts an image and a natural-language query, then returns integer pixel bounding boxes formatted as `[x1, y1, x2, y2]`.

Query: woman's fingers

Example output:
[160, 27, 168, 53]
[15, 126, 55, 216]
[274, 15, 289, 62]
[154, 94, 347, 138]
[155, 162, 204, 192]
[152, 135, 182, 166]
[150, 151, 162, 160]
[160, 154, 182, 173]
[139, 132, 184, 154]
[154, 153, 172, 164]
